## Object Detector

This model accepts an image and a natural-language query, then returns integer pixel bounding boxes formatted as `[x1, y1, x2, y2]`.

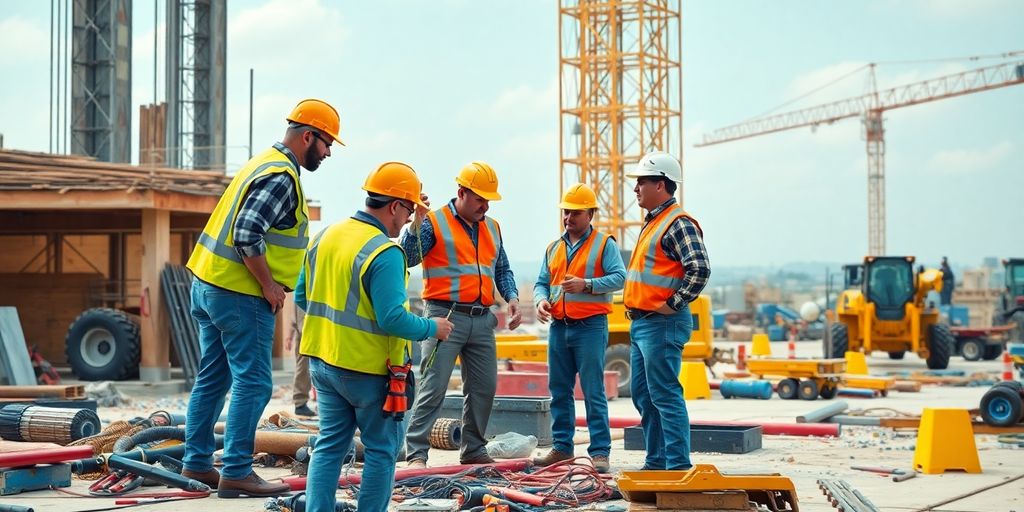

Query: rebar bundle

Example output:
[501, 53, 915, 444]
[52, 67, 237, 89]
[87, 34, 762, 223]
[0, 404, 100, 444]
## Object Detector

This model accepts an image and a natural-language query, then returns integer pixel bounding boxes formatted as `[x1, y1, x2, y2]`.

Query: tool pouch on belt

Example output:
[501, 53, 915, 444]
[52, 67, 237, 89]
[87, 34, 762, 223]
[383, 358, 412, 421]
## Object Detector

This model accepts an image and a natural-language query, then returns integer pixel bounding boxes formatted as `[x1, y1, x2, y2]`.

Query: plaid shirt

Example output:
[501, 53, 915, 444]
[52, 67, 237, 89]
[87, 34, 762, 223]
[399, 200, 519, 304]
[644, 198, 711, 310]
[233, 144, 301, 258]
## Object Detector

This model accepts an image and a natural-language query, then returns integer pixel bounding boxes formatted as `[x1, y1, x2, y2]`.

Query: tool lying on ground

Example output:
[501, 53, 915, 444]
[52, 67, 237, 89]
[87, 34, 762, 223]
[850, 465, 916, 482]
[817, 479, 879, 511]
[617, 464, 798, 511]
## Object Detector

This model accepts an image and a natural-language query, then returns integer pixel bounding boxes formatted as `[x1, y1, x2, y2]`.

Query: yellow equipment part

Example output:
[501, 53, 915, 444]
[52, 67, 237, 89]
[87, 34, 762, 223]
[493, 338, 547, 362]
[842, 374, 895, 394]
[745, 358, 846, 380]
[617, 464, 799, 511]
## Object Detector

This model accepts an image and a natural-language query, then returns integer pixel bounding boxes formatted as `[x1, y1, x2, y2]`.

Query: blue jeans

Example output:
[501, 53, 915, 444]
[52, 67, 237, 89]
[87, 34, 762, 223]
[548, 315, 611, 457]
[306, 358, 400, 512]
[184, 278, 275, 479]
[630, 304, 692, 470]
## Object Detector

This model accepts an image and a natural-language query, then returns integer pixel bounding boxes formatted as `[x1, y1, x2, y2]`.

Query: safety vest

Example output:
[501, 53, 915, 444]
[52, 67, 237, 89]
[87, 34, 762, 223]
[546, 230, 613, 319]
[624, 203, 702, 311]
[421, 206, 501, 306]
[300, 218, 408, 375]
[187, 145, 309, 297]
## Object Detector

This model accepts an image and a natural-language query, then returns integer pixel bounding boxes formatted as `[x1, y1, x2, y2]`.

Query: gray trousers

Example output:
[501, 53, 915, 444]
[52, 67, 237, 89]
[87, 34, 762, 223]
[405, 303, 497, 462]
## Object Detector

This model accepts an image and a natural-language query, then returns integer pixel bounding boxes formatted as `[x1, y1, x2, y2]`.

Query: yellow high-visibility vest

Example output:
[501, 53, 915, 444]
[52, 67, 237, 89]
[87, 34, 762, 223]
[187, 145, 309, 296]
[300, 218, 408, 375]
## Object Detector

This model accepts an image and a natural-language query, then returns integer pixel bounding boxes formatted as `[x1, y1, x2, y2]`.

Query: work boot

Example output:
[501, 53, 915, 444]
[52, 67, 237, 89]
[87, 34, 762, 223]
[217, 471, 291, 498]
[294, 403, 317, 417]
[591, 455, 610, 473]
[407, 459, 427, 469]
[460, 453, 496, 465]
[531, 449, 573, 467]
[181, 468, 220, 489]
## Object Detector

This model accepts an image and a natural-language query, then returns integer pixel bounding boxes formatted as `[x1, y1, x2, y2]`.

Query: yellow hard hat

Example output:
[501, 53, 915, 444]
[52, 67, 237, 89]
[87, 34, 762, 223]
[455, 161, 501, 201]
[558, 183, 598, 210]
[362, 162, 427, 207]
[286, 98, 345, 146]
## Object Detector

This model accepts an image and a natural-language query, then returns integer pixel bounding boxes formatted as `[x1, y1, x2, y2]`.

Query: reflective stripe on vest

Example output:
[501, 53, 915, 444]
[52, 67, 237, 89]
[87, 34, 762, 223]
[421, 206, 500, 306]
[548, 230, 613, 319]
[624, 203, 701, 311]
[300, 218, 408, 375]
[186, 146, 309, 296]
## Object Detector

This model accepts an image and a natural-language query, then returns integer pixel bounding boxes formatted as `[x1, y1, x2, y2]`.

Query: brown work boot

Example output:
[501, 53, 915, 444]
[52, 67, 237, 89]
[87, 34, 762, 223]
[407, 459, 427, 469]
[217, 471, 291, 498]
[532, 449, 573, 467]
[181, 468, 220, 489]
[592, 455, 610, 473]
[460, 453, 496, 465]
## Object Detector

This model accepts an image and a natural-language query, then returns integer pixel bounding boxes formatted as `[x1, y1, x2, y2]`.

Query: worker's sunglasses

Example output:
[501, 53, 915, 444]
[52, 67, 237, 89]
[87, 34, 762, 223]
[395, 201, 415, 215]
[308, 130, 332, 148]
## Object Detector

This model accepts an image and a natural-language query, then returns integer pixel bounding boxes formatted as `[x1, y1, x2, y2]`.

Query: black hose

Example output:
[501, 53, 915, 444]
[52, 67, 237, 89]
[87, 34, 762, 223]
[112, 426, 185, 453]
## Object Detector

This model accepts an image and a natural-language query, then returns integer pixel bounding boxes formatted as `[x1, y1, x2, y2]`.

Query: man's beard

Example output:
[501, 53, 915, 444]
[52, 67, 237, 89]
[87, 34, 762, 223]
[304, 145, 322, 172]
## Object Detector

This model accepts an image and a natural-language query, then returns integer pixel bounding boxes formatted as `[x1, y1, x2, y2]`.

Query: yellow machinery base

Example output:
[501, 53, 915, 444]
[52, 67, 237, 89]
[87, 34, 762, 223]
[617, 464, 799, 511]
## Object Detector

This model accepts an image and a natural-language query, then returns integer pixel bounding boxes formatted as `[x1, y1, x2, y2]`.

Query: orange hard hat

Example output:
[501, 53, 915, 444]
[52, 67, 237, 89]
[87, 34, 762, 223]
[362, 162, 427, 207]
[559, 183, 598, 210]
[455, 161, 501, 201]
[286, 98, 345, 146]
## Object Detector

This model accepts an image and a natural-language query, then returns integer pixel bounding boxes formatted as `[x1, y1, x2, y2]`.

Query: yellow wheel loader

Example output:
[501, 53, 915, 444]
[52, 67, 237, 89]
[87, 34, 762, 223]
[830, 256, 954, 369]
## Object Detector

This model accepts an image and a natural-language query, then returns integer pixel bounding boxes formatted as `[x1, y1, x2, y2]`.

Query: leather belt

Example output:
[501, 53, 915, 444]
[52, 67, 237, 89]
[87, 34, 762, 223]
[428, 300, 490, 317]
[626, 308, 657, 321]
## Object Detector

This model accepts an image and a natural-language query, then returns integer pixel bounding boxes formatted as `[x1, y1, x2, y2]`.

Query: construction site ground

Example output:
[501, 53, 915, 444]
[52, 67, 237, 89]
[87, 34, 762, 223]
[3, 339, 1022, 511]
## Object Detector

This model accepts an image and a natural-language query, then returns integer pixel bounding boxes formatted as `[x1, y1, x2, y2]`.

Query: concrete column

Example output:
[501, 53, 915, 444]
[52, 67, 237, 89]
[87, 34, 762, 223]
[140, 208, 171, 382]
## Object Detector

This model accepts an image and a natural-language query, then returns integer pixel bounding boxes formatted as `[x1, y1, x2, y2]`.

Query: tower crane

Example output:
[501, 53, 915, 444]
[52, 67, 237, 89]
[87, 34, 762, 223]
[696, 59, 1024, 255]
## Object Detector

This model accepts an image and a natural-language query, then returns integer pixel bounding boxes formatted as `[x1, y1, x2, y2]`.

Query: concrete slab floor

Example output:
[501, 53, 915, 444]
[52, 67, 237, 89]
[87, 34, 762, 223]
[2, 340, 1021, 511]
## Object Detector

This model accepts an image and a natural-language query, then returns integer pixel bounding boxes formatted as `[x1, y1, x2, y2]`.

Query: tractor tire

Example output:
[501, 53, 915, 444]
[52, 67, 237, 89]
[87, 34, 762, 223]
[926, 323, 954, 370]
[980, 385, 1024, 427]
[605, 344, 632, 398]
[65, 308, 140, 381]
[829, 323, 849, 359]
[983, 344, 1004, 360]
[888, 351, 906, 360]
[959, 338, 985, 362]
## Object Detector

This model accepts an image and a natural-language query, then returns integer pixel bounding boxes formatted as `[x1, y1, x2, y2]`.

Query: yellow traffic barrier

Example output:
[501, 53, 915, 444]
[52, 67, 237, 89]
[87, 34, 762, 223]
[751, 333, 772, 357]
[678, 361, 711, 400]
[845, 351, 868, 375]
[912, 408, 981, 474]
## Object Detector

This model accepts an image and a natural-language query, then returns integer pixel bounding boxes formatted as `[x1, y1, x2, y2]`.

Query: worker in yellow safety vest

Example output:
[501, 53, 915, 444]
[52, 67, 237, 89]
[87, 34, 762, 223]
[182, 99, 343, 498]
[623, 151, 711, 471]
[532, 183, 625, 473]
[298, 162, 454, 512]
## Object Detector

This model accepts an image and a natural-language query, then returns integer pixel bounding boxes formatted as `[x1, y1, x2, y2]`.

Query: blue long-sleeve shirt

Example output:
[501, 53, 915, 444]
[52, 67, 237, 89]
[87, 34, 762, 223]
[534, 227, 626, 306]
[296, 211, 435, 341]
[398, 200, 518, 303]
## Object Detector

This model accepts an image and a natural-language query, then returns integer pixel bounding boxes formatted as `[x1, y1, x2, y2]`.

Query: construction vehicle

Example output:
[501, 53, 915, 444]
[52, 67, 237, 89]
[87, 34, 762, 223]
[495, 294, 714, 398]
[979, 343, 1024, 427]
[996, 258, 1024, 342]
[745, 358, 846, 400]
[830, 256, 954, 369]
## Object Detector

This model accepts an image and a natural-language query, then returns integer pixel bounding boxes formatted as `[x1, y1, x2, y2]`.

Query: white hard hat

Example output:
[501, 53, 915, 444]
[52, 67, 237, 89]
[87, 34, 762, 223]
[626, 151, 682, 183]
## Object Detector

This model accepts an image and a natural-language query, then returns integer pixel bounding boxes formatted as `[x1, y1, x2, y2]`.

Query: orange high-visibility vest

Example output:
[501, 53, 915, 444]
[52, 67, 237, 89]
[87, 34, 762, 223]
[421, 206, 501, 306]
[546, 230, 613, 319]
[624, 203, 702, 311]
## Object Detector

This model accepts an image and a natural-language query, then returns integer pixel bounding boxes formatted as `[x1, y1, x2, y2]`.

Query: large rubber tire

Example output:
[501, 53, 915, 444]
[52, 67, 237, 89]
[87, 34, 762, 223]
[926, 323, 954, 370]
[605, 344, 632, 398]
[888, 351, 906, 360]
[959, 338, 985, 362]
[819, 383, 839, 399]
[980, 385, 1024, 427]
[829, 323, 849, 359]
[798, 380, 819, 401]
[777, 378, 799, 400]
[65, 308, 140, 381]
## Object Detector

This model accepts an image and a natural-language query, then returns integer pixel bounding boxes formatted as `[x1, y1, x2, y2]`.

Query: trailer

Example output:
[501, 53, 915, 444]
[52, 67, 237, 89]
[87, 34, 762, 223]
[745, 358, 846, 401]
[951, 325, 1013, 362]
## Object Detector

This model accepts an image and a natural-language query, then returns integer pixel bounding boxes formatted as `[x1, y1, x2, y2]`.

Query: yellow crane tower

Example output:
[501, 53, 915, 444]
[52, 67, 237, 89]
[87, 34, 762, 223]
[558, 0, 682, 246]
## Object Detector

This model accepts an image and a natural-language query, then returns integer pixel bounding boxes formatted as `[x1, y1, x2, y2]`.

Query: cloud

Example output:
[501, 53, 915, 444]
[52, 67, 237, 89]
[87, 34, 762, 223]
[229, 0, 347, 72]
[459, 80, 558, 125]
[927, 141, 1013, 174]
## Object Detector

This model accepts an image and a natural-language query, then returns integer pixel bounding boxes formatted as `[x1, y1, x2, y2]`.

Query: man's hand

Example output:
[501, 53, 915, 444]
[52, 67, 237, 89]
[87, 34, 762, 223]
[432, 317, 454, 340]
[262, 282, 286, 313]
[536, 300, 552, 324]
[413, 193, 431, 227]
[560, 275, 587, 294]
[655, 302, 676, 315]
[507, 299, 523, 331]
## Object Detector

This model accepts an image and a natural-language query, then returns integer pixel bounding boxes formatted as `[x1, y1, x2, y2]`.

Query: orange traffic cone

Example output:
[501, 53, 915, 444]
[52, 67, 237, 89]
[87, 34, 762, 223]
[787, 340, 797, 360]
[1003, 350, 1014, 382]
[737, 344, 747, 371]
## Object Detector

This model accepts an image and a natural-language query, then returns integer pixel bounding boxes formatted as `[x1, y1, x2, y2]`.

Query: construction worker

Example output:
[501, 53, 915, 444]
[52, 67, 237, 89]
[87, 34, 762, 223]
[299, 162, 455, 512]
[623, 151, 710, 471]
[940, 256, 955, 305]
[182, 99, 343, 497]
[286, 294, 315, 417]
[401, 161, 522, 468]
[532, 183, 625, 473]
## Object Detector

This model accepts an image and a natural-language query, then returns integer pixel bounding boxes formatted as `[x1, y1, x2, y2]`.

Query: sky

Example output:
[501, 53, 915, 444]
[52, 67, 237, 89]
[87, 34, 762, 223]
[1, 0, 1022, 272]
